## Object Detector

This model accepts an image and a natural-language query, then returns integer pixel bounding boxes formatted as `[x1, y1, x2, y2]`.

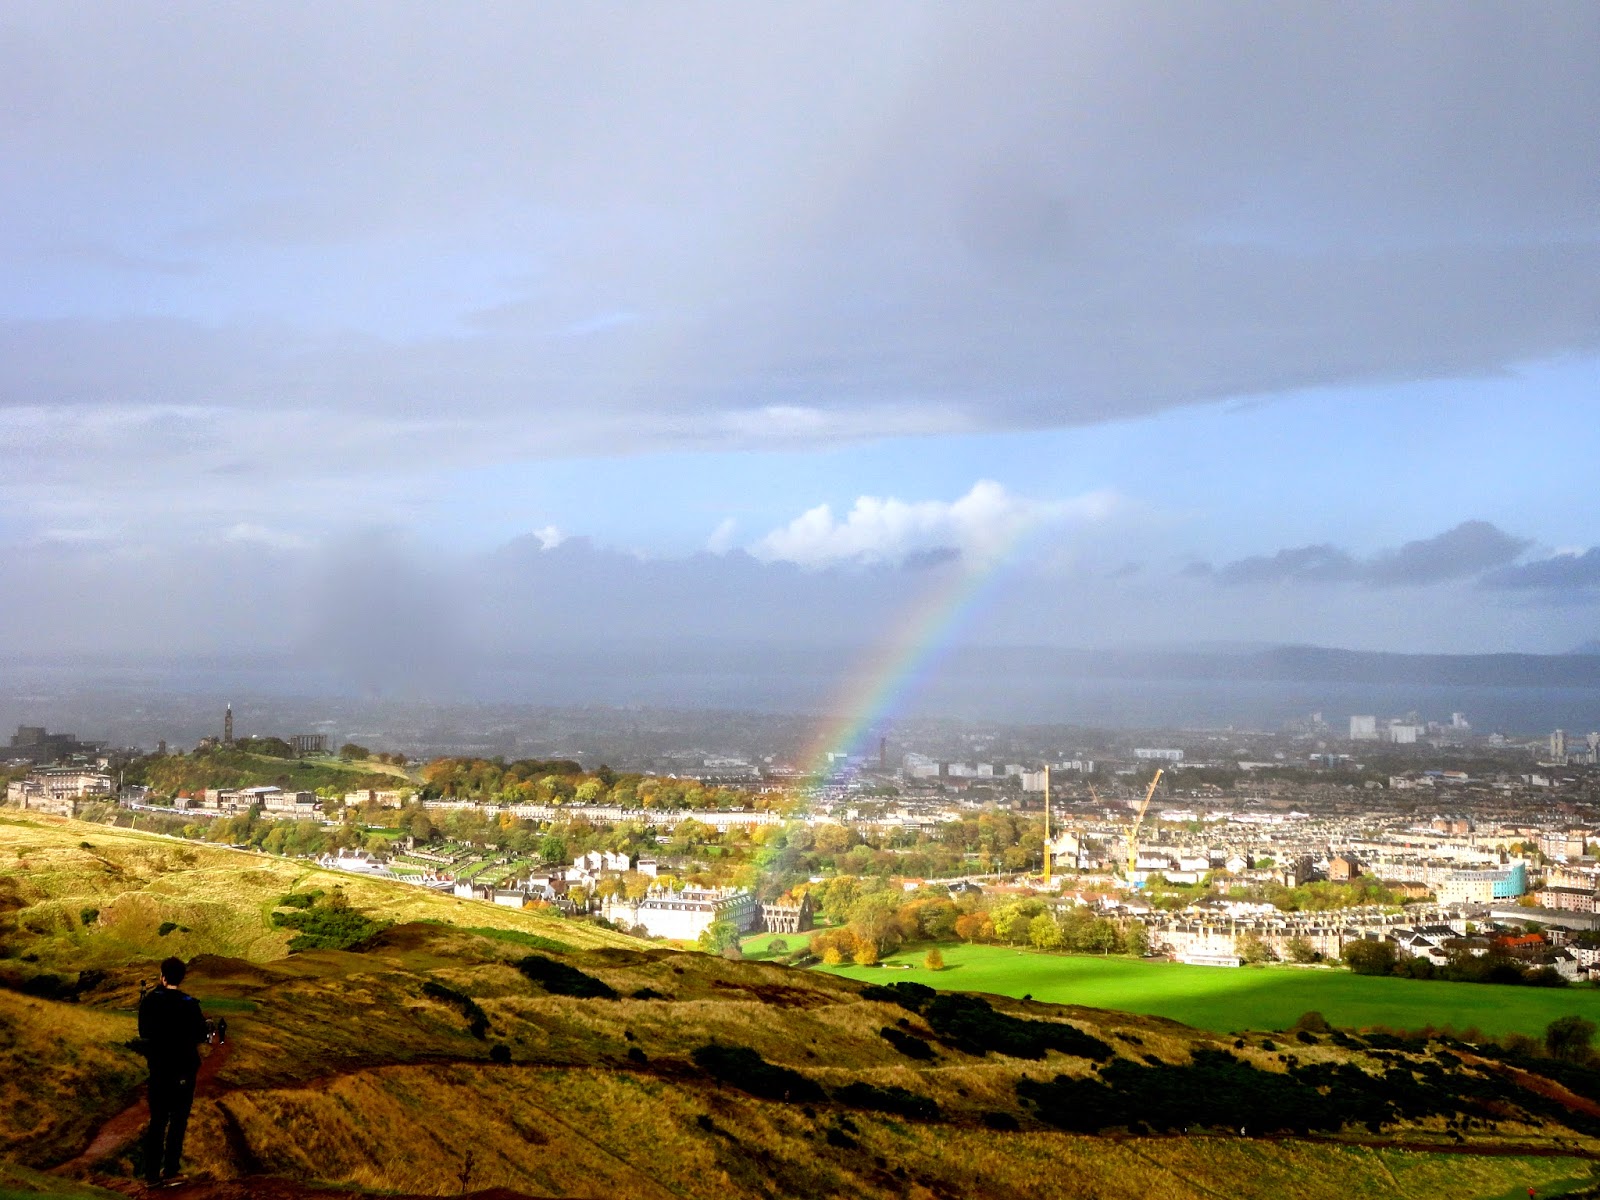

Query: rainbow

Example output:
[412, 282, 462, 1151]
[799, 527, 1042, 788]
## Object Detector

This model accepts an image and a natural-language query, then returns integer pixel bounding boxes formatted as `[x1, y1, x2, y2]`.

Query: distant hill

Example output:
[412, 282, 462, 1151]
[933, 643, 1600, 689]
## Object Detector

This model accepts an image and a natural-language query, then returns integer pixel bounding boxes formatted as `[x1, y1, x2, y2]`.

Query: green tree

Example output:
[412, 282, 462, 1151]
[1123, 921, 1150, 957]
[1545, 1015, 1597, 1063]
[1284, 936, 1320, 964]
[697, 919, 740, 955]
[1028, 913, 1063, 951]
[1237, 932, 1275, 964]
[339, 743, 370, 761]
[1343, 939, 1398, 976]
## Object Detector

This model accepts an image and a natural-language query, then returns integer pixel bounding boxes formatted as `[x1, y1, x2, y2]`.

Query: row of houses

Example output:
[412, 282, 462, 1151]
[179, 786, 321, 816]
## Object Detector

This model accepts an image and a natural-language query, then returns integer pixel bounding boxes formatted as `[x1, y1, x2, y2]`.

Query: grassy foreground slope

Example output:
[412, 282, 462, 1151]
[0, 813, 631, 973]
[4, 814, 1600, 1200]
[6, 922, 1600, 1200]
[820, 943, 1600, 1038]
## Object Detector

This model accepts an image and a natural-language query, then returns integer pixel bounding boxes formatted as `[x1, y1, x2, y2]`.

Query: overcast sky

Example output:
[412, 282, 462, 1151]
[3, 2, 1599, 683]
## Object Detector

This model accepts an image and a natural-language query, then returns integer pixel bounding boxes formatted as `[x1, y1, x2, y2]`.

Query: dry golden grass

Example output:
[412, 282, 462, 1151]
[7, 815, 1600, 1199]
[0, 990, 143, 1167]
[0, 812, 632, 973]
[173, 1060, 1600, 1200]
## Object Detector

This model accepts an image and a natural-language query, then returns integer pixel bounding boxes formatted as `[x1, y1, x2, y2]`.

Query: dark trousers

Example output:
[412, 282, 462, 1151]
[144, 1071, 196, 1182]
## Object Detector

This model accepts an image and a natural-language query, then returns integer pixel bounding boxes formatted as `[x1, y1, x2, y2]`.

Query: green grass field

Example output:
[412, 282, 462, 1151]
[819, 942, 1600, 1037]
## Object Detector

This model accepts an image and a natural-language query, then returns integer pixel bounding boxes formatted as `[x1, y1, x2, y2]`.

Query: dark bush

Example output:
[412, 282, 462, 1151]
[515, 954, 619, 1000]
[691, 1043, 824, 1103]
[488, 1043, 512, 1064]
[631, 986, 666, 1000]
[834, 1081, 940, 1121]
[880, 1026, 937, 1060]
[1019, 1048, 1400, 1136]
[422, 980, 490, 1039]
[1293, 1011, 1331, 1034]
[981, 1111, 1020, 1131]
[918, 993, 1113, 1062]
[276, 891, 321, 909]
[861, 980, 938, 1009]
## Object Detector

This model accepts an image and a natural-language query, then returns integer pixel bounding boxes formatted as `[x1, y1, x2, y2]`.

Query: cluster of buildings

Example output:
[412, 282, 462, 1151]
[4, 767, 115, 817]
[176, 786, 321, 817]
[6, 725, 103, 763]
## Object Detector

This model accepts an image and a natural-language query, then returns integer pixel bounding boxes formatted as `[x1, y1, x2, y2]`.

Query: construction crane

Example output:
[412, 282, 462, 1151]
[1041, 766, 1052, 884]
[1124, 768, 1165, 880]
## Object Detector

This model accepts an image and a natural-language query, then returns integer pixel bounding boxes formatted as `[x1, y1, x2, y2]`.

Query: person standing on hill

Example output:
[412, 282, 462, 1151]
[138, 956, 213, 1189]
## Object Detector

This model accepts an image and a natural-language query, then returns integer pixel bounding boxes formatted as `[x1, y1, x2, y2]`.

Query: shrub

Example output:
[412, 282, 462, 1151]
[1546, 1015, 1598, 1063]
[880, 1026, 937, 1060]
[834, 1081, 940, 1120]
[422, 980, 490, 1039]
[923, 947, 945, 971]
[1292, 1011, 1331, 1034]
[488, 1043, 512, 1064]
[515, 954, 619, 1000]
[273, 896, 388, 952]
[691, 1043, 824, 1103]
[156, 922, 180, 937]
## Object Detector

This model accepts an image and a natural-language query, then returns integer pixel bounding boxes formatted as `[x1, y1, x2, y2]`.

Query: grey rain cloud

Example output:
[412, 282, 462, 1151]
[1, 3, 1597, 505]
[0, 522, 1582, 680]
[1215, 521, 1532, 587]
[1483, 548, 1600, 591]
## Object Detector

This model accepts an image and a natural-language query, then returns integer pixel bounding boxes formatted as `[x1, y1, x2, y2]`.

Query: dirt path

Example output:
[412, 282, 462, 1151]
[53, 1041, 234, 1179]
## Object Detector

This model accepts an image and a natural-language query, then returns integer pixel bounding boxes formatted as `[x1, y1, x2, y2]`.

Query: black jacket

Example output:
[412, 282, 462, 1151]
[137, 986, 208, 1078]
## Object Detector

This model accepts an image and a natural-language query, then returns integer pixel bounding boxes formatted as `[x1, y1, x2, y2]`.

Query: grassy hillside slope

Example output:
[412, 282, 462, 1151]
[5, 814, 1600, 1200]
[0, 813, 631, 974]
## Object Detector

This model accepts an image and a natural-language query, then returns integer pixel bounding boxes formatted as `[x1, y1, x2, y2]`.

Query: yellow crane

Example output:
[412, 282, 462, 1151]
[1124, 768, 1165, 879]
[1041, 766, 1052, 884]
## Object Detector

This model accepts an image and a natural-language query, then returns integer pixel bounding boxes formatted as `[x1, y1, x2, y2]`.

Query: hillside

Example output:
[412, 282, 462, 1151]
[5, 816, 1600, 1199]
[0, 813, 632, 975]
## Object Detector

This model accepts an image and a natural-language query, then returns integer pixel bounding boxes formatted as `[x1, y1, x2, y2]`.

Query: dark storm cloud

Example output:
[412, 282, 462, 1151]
[0, 2, 1596, 457]
[1215, 521, 1530, 587]
[1483, 548, 1600, 591]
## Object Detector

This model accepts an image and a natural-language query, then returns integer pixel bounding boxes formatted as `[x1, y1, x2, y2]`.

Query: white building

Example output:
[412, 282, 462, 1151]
[1350, 715, 1378, 741]
[6, 769, 114, 816]
[601, 886, 758, 941]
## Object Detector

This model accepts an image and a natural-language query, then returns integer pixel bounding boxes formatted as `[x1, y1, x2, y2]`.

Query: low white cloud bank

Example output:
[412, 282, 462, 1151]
[751, 481, 1115, 569]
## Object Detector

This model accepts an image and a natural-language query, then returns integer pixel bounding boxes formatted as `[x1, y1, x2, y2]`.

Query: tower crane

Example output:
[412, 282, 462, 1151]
[1124, 769, 1165, 880]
